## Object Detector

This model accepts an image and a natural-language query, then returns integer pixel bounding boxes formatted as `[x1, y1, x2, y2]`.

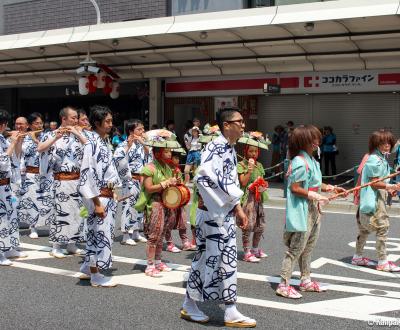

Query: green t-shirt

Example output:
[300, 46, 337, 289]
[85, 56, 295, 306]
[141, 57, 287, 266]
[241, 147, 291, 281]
[135, 159, 174, 217]
[360, 150, 390, 214]
[285, 151, 322, 232]
[237, 160, 268, 204]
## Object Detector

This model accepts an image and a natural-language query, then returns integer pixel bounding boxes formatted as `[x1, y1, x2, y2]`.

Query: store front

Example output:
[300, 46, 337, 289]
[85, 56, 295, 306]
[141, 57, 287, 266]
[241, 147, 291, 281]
[165, 69, 400, 171]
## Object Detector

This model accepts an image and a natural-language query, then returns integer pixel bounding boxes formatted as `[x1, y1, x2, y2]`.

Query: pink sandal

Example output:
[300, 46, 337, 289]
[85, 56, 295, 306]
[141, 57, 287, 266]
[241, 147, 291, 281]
[145, 265, 162, 277]
[156, 262, 172, 272]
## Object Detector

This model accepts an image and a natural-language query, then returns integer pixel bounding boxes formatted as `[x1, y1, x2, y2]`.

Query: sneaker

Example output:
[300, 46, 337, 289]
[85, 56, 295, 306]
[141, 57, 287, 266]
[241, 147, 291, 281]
[252, 248, 268, 258]
[156, 262, 172, 272]
[182, 242, 196, 251]
[351, 257, 376, 267]
[167, 243, 181, 253]
[50, 248, 66, 259]
[0, 254, 12, 266]
[276, 283, 302, 299]
[66, 244, 85, 256]
[299, 280, 328, 292]
[134, 235, 147, 243]
[376, 261, 400, 272]
[243, 253, 260, 263]
[121, 238, 137, 246]
[29, 229, 39, 239]
[4, 249, 28, 259]
[145, 265, 162, 277]
[90, 273, 117, 288]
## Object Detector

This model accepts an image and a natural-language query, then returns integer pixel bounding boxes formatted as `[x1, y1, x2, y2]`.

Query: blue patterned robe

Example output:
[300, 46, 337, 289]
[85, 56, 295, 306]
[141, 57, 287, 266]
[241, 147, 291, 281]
[186, 134, 243, 302]
[79, 132, 121, 270]
[113, 140, 148, 233]
[39, 131, 85, 244]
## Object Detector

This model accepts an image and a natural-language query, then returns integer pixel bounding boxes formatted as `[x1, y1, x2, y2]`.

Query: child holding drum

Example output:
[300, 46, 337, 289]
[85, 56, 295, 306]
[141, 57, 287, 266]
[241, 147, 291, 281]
[135, 130, 183, 277]
[164, 149, 196, 253]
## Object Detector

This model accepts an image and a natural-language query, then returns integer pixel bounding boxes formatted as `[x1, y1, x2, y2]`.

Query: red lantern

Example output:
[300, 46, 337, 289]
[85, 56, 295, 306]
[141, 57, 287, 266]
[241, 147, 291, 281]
[103, 76, 113, 95]
[96, 71, 106, 88]
[78, 76, 89, 95]
[88, 74, 97, 93]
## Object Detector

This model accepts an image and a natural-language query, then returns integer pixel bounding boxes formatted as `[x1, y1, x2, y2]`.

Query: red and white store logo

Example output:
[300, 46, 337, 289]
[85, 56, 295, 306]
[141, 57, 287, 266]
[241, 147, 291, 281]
[304, 76, 320, 88]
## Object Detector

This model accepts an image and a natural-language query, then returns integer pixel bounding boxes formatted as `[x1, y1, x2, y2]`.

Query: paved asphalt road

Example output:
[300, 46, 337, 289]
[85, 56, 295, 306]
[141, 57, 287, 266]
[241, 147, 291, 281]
[2, 207, 400, 330]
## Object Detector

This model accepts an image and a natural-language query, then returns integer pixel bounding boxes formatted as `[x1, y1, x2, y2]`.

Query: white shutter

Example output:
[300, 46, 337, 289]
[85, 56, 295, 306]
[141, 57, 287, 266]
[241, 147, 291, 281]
[257, 94, 312, 166]
[256, 93, 400, 173]
[313, 93, 400, 171]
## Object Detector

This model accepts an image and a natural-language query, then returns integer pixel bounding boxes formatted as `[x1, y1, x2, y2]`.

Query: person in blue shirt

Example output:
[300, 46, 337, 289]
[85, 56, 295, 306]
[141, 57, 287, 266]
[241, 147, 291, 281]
[322, 126, 337, 176]
[351, 130, 400, 272]
[276, 125, 347, 299]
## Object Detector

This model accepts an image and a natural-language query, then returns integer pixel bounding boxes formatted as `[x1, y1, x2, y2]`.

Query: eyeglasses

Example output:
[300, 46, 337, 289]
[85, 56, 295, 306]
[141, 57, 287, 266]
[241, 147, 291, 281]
[225, 119, 244, 125]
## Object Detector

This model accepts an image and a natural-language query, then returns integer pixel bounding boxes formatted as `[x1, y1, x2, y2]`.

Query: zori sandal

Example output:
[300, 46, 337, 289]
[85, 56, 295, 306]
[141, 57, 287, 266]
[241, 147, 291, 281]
[224, 316, 257, 328]
[180, 309, 209, 324]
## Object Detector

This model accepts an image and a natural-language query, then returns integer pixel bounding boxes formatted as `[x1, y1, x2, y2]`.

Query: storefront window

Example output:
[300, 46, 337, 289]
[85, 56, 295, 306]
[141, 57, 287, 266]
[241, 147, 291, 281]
[170, 0, 246, 16]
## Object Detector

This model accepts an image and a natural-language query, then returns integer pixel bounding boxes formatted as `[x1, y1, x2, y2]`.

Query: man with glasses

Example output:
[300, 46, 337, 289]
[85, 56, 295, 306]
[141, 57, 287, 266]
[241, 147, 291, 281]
[181, 108, 256, 328]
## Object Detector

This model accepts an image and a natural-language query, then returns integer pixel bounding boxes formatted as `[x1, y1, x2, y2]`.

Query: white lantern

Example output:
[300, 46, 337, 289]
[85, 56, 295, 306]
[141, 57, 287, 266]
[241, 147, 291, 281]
[110, 81, 120, 99]
[78, 76, 89, 95]
[96, 71, 106, 88]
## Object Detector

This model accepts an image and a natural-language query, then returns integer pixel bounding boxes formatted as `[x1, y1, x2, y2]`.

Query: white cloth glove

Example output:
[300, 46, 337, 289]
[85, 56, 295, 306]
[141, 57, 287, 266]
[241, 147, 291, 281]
[308, 191, 329, 205]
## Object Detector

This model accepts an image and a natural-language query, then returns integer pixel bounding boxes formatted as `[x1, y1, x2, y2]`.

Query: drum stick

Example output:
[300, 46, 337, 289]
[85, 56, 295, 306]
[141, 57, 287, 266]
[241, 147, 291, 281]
[329, 171, 400, 200]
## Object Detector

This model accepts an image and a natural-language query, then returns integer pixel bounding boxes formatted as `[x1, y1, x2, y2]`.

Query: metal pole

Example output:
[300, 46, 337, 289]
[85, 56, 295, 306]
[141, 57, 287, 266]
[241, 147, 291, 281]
[89, 0, 101, 25]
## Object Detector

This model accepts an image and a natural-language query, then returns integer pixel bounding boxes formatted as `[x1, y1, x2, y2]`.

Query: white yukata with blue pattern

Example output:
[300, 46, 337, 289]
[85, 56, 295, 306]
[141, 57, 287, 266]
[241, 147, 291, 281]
[114, 140, 147, 233]
[186, 134, 243, 302]
[39, 131, 85, 244]
[79, 132, 121, 270]
[18, 133, 54, 228]
[0, 134, 21, 252]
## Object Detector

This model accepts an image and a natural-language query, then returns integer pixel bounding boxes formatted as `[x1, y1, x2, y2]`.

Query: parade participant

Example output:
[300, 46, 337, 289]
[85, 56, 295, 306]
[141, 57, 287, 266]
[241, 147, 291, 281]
[114, 119, 148, 246]
[164, 148, 195, 253]
[38, 106, 87, 258]
[135, 130, 181, 277]
[15, 117, 29, 133]
[184, 126, 202, 184]
[182, 108, 256, 328]
[237, 132, 270, 263]
[351, 129, 400, 272]
[0, 109, 27, 265]
[19, 112, 54, 239]
[276, 125, 346, 299]
[78, 105, 121, 287]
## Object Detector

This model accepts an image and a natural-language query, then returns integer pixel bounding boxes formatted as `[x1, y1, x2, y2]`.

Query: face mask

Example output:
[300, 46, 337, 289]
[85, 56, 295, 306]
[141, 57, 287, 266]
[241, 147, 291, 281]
[312, 144, 321, 159]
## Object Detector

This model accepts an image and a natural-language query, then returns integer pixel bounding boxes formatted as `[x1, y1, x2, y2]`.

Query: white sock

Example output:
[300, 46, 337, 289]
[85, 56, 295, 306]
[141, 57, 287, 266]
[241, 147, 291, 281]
[155, 260, 161, 265]
[301, 278, 311, 284]
[183, 296, 203, 315]
[30, 227, 37, 234]
[53, 242, 62, 250]
[225, 304, 245, 321]
[122, 233, 130, 242]
[353, 254, 362, 259]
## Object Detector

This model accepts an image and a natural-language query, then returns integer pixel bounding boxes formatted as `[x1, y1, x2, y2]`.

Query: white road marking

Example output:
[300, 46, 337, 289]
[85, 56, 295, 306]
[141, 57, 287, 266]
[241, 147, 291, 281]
[12, 242, 400, 323]
[263, 205, 400, 217]
[311, 257, 400, 278]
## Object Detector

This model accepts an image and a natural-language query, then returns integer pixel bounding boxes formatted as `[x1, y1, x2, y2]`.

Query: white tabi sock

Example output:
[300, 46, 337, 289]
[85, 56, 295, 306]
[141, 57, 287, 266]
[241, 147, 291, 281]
[353, 254, 363, 259]
[378, 259, 388, 266]
[224, 304, 252, 322]
[122, 233, 130, 242]
[182, 296, 204, 316]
